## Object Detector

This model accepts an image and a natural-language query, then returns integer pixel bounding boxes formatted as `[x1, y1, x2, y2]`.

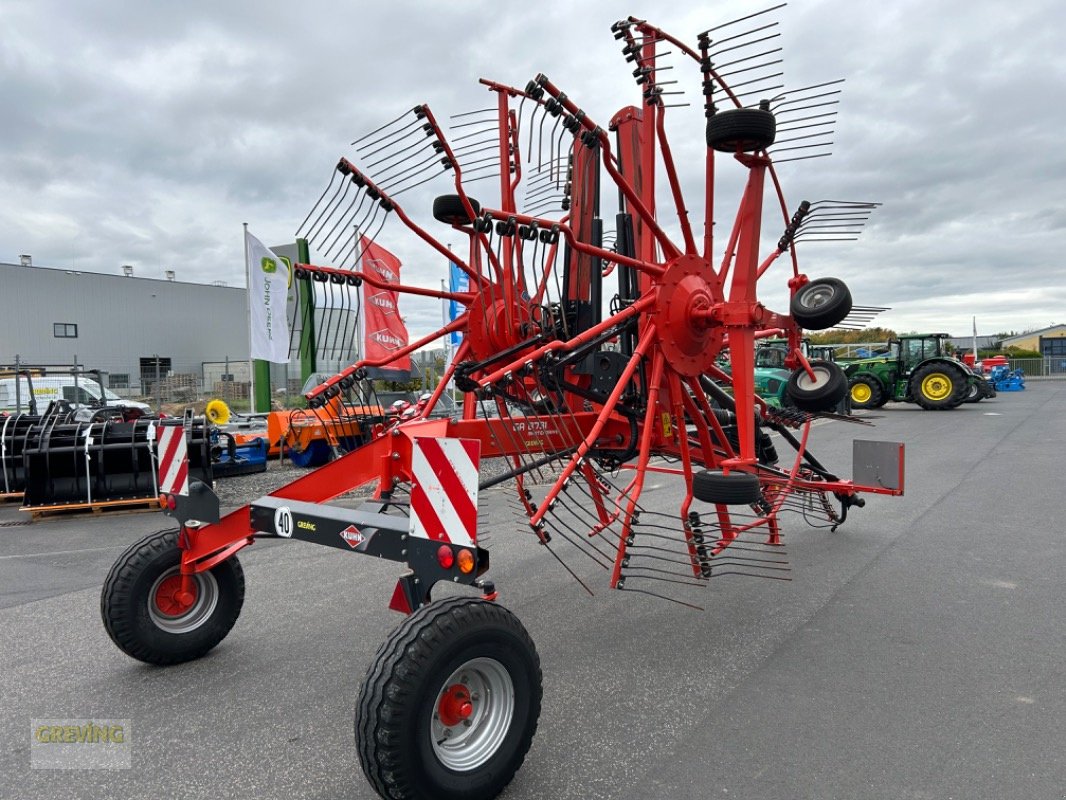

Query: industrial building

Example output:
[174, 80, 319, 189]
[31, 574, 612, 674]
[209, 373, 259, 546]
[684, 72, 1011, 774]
[0, 258, 248, 394]
[1000, 324, 1066, 356]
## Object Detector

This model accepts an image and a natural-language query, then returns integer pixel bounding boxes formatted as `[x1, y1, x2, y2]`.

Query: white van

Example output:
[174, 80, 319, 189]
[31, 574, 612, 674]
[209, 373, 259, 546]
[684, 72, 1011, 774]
[0, 375, 152, 415]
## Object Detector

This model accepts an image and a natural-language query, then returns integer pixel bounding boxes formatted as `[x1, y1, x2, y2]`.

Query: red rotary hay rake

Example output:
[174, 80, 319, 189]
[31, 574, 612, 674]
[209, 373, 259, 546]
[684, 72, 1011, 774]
[101, 9, 903, 799]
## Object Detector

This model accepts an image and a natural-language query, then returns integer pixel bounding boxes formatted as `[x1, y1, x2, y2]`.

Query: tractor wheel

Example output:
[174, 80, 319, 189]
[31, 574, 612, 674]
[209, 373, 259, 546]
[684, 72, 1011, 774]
[433, 194, 481, 226]
[693, 470, 763, 505]
[356, 597, 542, 800]
[706, 107, 776, 153]
[963, 382, 982, 403]
[785, 360, 848, 412]
[848, 375, 883, 410]
[790, 278, 853, 330]
[911, 362, 966, 410]
[101, 529, 244, 665]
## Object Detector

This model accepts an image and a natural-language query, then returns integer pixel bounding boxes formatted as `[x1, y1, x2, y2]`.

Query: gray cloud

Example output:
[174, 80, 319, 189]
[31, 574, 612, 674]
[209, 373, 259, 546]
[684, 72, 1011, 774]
[1, 0, 1063, 346]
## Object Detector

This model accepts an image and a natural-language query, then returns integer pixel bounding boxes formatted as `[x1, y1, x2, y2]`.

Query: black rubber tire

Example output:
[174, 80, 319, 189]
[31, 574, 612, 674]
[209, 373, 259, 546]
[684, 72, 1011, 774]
[433, 194, 481, 225]
[356, 597, 542, 800]
[101, 529, 244, 666]
[785, 360, 848, 412]
[910, 362, 966, 410]
[706, 107, 776, 153]
[848, 375, 884, 410]
[963, 382, 982, 403]
[790, 278, 853, 330]
[692, 470, 763, 505]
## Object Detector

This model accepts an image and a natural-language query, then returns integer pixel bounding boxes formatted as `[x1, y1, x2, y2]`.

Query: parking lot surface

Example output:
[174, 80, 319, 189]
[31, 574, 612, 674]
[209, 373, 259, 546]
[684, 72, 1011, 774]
[2, 383, 1063, 799]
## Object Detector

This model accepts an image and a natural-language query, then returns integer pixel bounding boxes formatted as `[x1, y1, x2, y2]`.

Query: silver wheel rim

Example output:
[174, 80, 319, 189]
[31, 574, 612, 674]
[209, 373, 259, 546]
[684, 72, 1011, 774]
[801, 283, 835, 309]
[430, 657, 515, 772]
[147, 567, 219, 634]
[796, 366, 832, 391]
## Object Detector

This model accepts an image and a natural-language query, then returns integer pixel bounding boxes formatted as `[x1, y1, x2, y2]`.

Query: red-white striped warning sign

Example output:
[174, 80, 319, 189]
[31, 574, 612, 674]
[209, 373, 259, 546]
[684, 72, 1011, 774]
[157, 426, 189, 496]
[409, 437, 480, 546]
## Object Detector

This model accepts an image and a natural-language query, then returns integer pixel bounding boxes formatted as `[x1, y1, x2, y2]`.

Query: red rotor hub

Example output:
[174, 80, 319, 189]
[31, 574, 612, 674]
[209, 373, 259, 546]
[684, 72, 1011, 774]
[154, 574, 197, 616]
[651, 254, 726, 377]
[465, 294, 537, 363]
[436, 683, 475, 727]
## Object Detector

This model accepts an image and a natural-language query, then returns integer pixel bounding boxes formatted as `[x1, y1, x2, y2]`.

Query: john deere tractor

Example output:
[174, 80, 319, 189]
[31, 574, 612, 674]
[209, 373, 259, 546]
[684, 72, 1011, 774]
[842, 333, 989, 410]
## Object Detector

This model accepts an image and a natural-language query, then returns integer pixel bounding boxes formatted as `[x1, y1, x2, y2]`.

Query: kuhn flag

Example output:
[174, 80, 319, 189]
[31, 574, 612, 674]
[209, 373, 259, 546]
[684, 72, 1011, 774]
[360, 237, 411, 371]
[246, 229, 291, 363]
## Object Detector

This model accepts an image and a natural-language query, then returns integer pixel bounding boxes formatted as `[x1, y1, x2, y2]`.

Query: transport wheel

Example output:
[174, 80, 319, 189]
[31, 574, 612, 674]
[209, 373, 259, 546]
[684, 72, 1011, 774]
[785, 360, 848, 412]
[101, 529, 244, 665]
[963, 382, 982, 403]
[693, 470, 762, 505]
[848, 375, 883, 410]
[790, 278, 853, 330]
[706, 107, 776, 152]
[911, 363, 965, 410]
[356, 596, 541, 800]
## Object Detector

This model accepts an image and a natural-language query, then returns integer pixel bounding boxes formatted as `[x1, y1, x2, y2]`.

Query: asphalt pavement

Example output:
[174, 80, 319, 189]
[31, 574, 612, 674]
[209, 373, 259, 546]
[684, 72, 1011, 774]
[1, 383, 1063, 800]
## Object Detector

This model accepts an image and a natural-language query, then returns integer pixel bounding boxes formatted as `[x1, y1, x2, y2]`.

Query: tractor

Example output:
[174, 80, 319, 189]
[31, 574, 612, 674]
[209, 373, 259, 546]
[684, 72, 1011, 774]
[843, 333, 991, 410]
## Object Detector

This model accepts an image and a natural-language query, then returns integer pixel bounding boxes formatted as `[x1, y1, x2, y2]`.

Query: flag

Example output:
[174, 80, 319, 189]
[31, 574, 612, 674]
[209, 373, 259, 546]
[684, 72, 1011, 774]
[360, 237, 411, 372]
[246, 229, 291, 363]
[448, 260, 468, 346]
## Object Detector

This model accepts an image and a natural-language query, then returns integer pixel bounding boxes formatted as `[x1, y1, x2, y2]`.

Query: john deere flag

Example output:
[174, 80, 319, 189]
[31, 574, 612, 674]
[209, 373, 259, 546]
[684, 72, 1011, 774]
[246, 229, 291, 363]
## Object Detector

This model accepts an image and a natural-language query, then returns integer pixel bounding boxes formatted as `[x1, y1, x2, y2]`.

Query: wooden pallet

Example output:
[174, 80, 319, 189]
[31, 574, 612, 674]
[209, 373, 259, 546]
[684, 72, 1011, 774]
[0, 492, 24, 504]
[22, 496, 161, 520]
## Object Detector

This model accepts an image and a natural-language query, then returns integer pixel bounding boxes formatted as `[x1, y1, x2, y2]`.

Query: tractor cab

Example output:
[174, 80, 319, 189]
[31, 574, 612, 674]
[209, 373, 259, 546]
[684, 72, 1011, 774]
[897, 333, 951, 373]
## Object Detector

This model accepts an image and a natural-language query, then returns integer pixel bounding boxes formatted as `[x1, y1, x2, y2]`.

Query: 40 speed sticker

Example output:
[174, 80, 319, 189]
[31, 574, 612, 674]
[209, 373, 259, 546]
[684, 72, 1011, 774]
[274, 506, 294, 538]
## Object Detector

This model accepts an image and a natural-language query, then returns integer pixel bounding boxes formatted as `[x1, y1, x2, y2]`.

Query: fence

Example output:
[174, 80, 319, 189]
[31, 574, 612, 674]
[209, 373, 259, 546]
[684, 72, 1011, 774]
[1007, 357, 1066, 379]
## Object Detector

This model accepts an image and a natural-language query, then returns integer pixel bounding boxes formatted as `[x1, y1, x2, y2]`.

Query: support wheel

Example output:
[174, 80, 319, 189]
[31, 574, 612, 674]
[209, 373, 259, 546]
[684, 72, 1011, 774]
[706, 107, 776, 152]
[433, 194, 481, 225]
[848, 375, 883, 410]
[785, 360, 848, 412]
[911, 363, 965, 410]
[101, 529, 244, 665]
[790, 278, 852, 330]
[693, 470, 763, 505]
[356, 596, 542, 800]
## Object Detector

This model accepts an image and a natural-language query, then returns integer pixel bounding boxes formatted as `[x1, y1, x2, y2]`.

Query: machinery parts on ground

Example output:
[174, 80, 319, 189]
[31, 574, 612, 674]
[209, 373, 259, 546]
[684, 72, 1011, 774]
[100, 12, 905, 799]
[1, 413, 212, 511]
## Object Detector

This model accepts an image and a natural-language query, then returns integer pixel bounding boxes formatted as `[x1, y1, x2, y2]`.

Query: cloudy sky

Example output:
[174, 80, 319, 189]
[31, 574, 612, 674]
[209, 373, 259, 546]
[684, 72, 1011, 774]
[2, 0, 1064, 344]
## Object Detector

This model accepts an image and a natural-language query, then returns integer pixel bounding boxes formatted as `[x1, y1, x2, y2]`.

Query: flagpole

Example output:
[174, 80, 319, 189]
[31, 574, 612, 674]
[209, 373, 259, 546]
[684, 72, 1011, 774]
[243, 222, 255, 412]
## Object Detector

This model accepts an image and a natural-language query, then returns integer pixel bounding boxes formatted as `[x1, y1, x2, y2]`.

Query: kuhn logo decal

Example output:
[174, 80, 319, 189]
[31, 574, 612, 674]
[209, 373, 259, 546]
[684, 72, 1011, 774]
[339, 525, 365, 548]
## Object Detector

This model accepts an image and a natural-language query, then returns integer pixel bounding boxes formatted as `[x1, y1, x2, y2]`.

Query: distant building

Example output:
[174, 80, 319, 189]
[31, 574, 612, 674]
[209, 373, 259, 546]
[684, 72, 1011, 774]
[945, 335, 1002, 353]
[0, 260, 247, 391]
[1000, 325, 1066, 356]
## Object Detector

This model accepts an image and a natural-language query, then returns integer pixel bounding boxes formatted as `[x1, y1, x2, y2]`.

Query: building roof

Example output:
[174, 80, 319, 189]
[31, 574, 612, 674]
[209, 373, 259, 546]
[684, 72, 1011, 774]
[1001, 324, 1066, 345]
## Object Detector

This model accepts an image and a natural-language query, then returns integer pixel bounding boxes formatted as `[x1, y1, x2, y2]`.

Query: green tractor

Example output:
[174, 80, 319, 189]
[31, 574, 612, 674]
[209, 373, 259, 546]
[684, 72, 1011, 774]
[842, 333, 990, 410]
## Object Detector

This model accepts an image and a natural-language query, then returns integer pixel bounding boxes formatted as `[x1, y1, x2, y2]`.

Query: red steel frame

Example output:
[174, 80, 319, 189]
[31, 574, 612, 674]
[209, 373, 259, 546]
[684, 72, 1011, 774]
[176, 18, 902, 602]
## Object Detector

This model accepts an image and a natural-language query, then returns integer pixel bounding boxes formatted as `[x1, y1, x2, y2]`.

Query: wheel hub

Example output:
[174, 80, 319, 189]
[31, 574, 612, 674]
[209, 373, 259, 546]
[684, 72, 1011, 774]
[147, 567, 220, 634]
[921, 373, 951, 400]
[430, 657, 515, 772]
[852, 383, 872, 403]
[437, 684, 475, 728]
[154, 574, 198, 616]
